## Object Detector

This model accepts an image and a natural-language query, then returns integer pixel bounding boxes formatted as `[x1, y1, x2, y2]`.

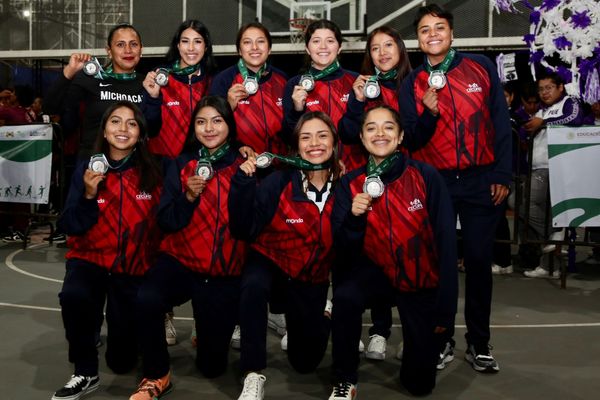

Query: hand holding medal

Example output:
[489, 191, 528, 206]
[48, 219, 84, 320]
[351, 192, 373, 216]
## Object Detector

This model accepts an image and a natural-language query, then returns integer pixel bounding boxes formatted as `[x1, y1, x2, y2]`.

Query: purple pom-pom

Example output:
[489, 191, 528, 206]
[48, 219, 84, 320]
[523, 33, 536, 46]
[530, 10, 541, 25]
[571, 11, 592, 29]
[531, 50, 544, 64]
[555, 66, 572, 83]
[541, 0, 560, 11]
[553, 36, 572, 50]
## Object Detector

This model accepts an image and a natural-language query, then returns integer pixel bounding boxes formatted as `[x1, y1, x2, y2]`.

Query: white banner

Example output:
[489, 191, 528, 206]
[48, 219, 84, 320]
[0, 124, 53, 204]
[548, 126, 600, 227]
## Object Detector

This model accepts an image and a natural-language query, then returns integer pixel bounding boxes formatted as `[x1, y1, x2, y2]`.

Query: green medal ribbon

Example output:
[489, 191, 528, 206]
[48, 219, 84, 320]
[99, 64, 137, 81]
[169, 59, 201, 76]
[366, 152, 399, 177]
[237, 59, 267, 81]
[258, 152, 330, 171]
[369, 67, 397, 82]
[308, 60, 341, 81]
[199, 142, 230, 163]
[424, 48, 456, 74]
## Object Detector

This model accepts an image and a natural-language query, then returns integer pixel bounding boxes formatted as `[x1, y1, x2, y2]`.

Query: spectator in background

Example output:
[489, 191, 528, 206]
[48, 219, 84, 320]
[521, 72, 585, 278]
[0, 85, 34, 126]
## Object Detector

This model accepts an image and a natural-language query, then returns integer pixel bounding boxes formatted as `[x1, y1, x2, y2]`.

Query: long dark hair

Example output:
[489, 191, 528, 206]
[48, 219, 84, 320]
[165, 19, 217, 75]
[94, 101, 162, 193]
[302, 19, 343, 72]
[182, 95, 237, 154]
[289, 111, 341, 186]
[361, 26, 411, 90]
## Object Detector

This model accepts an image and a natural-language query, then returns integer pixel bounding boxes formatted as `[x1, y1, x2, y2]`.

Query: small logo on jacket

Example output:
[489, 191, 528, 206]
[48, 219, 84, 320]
[276, 97, 283, 107]
[97, 198, 106, 204]
[306, 100, 320, 107]
[408, 198, 423, 212]
[466, 83, 482, 93]
[340, 94, 349, 102]
[136, 192, 152, 200]
[286, 218, 304, 224]
[166, 101, 180, 107]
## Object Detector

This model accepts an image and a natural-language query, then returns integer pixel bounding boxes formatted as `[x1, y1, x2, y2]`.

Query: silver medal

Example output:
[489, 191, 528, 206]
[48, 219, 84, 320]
[83, 58, 101, 76]
[363, 176, 385, 198]
[255, 153, 274, 169]
[364, 80, 381, 99]
[88, 154, 109, 174]
[154, 68, 170, 87]
[195, 160, 214, 180]
[299, 75, 315, 91]
[428, 71, 446, 89]
[243, 77, 259, 95]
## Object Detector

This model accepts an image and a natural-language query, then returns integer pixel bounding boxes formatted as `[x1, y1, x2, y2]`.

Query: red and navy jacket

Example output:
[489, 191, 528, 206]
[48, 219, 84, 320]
[399, 52, 512, 186]
[157, 146, 247, 276]
[331, 153, 457, 327]
[209, 64, 288, 155]
[143, 68, 211, 158]
[339, 79, 400, 145]
[58, 156, 162, 276]
[282, 68, 366, 171]
[229, 168, 335, 284]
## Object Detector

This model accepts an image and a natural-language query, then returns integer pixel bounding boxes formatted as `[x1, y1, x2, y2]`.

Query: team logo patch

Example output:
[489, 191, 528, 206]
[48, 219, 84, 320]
[466, 83, 482, 93]
[285, 218, 304, 224]
[408, 198, 423, 212]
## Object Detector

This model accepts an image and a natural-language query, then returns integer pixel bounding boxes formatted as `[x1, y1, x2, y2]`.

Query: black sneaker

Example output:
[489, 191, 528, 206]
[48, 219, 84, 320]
[43, 232, 67, 244]
[2, 231, 25, 243]
[52, 374, 99, 400]
[437, 341, 455, 370]
[465, 344, 500, 373]
[328, 382, 357, 400]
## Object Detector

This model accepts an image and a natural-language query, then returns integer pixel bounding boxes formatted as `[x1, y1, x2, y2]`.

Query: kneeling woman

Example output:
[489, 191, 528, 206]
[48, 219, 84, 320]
[229, 111, 341, 399]
[131, 96, 248, 399]
[329, 105, 458, 399]
[53, 101, 162, 400]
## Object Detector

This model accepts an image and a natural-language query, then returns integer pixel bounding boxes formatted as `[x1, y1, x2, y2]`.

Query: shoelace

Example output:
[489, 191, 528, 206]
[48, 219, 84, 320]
[333, 382, 352, 396]
[64, 375, 87, 388]
[135, 379, 162, 396]
[241, 375, 263, 396]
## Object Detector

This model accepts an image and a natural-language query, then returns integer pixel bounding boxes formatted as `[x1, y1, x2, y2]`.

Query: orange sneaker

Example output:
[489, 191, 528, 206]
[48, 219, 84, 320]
[129, 372, 173, 400]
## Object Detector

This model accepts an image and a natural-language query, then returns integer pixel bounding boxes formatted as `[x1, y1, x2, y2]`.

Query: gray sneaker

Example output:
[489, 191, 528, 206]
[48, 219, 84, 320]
[437, 341, 455, 370]
[465, 344, 500, 373]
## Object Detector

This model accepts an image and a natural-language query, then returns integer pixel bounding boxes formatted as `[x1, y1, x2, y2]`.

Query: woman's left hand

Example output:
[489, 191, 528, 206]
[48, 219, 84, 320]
[239, 146, 256, 160]
[490, 183, 509, 206]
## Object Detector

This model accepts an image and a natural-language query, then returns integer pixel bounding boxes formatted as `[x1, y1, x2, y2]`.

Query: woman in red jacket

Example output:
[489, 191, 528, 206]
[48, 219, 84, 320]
[229, 111, 341, 400]
[52, 101, 162, 400]
[142, 19, 217, 158]
[130, 96, 248, 400]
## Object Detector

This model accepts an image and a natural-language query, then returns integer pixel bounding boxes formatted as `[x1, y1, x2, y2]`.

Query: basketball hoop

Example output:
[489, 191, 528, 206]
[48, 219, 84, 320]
[289, 18, 313, 44]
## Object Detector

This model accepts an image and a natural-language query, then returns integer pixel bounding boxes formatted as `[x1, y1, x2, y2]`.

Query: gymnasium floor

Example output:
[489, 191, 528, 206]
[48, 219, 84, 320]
[1, 234, 599, 400]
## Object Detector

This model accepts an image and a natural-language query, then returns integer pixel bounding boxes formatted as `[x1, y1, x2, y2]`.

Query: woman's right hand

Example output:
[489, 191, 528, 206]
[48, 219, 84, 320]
[64, 53, 93, 80]
[291, 85, 308, 112]
[351, 193, 372, 216]
[352, 75, 369, 102]
[142, 70, 161, 98]
[422, 86, 439, 116]
[83, 169, 106, 199]
[239, 158, 257, 177]
[185, 175, 207, 202]
[227, 83, 249, 111]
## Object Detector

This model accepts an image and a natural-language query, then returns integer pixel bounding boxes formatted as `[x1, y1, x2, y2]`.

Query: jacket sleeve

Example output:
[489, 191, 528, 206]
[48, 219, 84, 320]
[156, 157, 198, 232]
[229, 169, 283, 241]
[57, 161, 99, 235]
[282, 77, 303, 145]
[420, 163, 458, 328]
[545, 97, 585, 127]
[208, 69, 232, 96]
[337, 92, 365, 145]
[141, 90, 163, 138]
[331, 174, 367, 254]
[476, 55, 512, 186]
[399, 72, 441, 152]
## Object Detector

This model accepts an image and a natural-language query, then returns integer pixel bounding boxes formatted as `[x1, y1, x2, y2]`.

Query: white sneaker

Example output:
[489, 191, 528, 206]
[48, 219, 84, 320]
[491, 264, 513, 275]
[358, 339, 365, 353]
[523, 266, 559, 279]
[238, 372, 266, 400]
[324, 299, 333, 318]
[328, 382, 357, 400]
[365, 334, 387, 360]
[231, 325, 241, 350]
[267, 313, 287, 336]
[165, 313, 177, 346]
[281, 333, 288, 351]
[543, 230, 565, 253]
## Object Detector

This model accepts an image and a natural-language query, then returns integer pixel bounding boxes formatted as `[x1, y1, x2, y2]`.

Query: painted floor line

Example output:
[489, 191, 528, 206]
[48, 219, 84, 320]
[0, 302, 599, 329]
[4, 245, 63, 284]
